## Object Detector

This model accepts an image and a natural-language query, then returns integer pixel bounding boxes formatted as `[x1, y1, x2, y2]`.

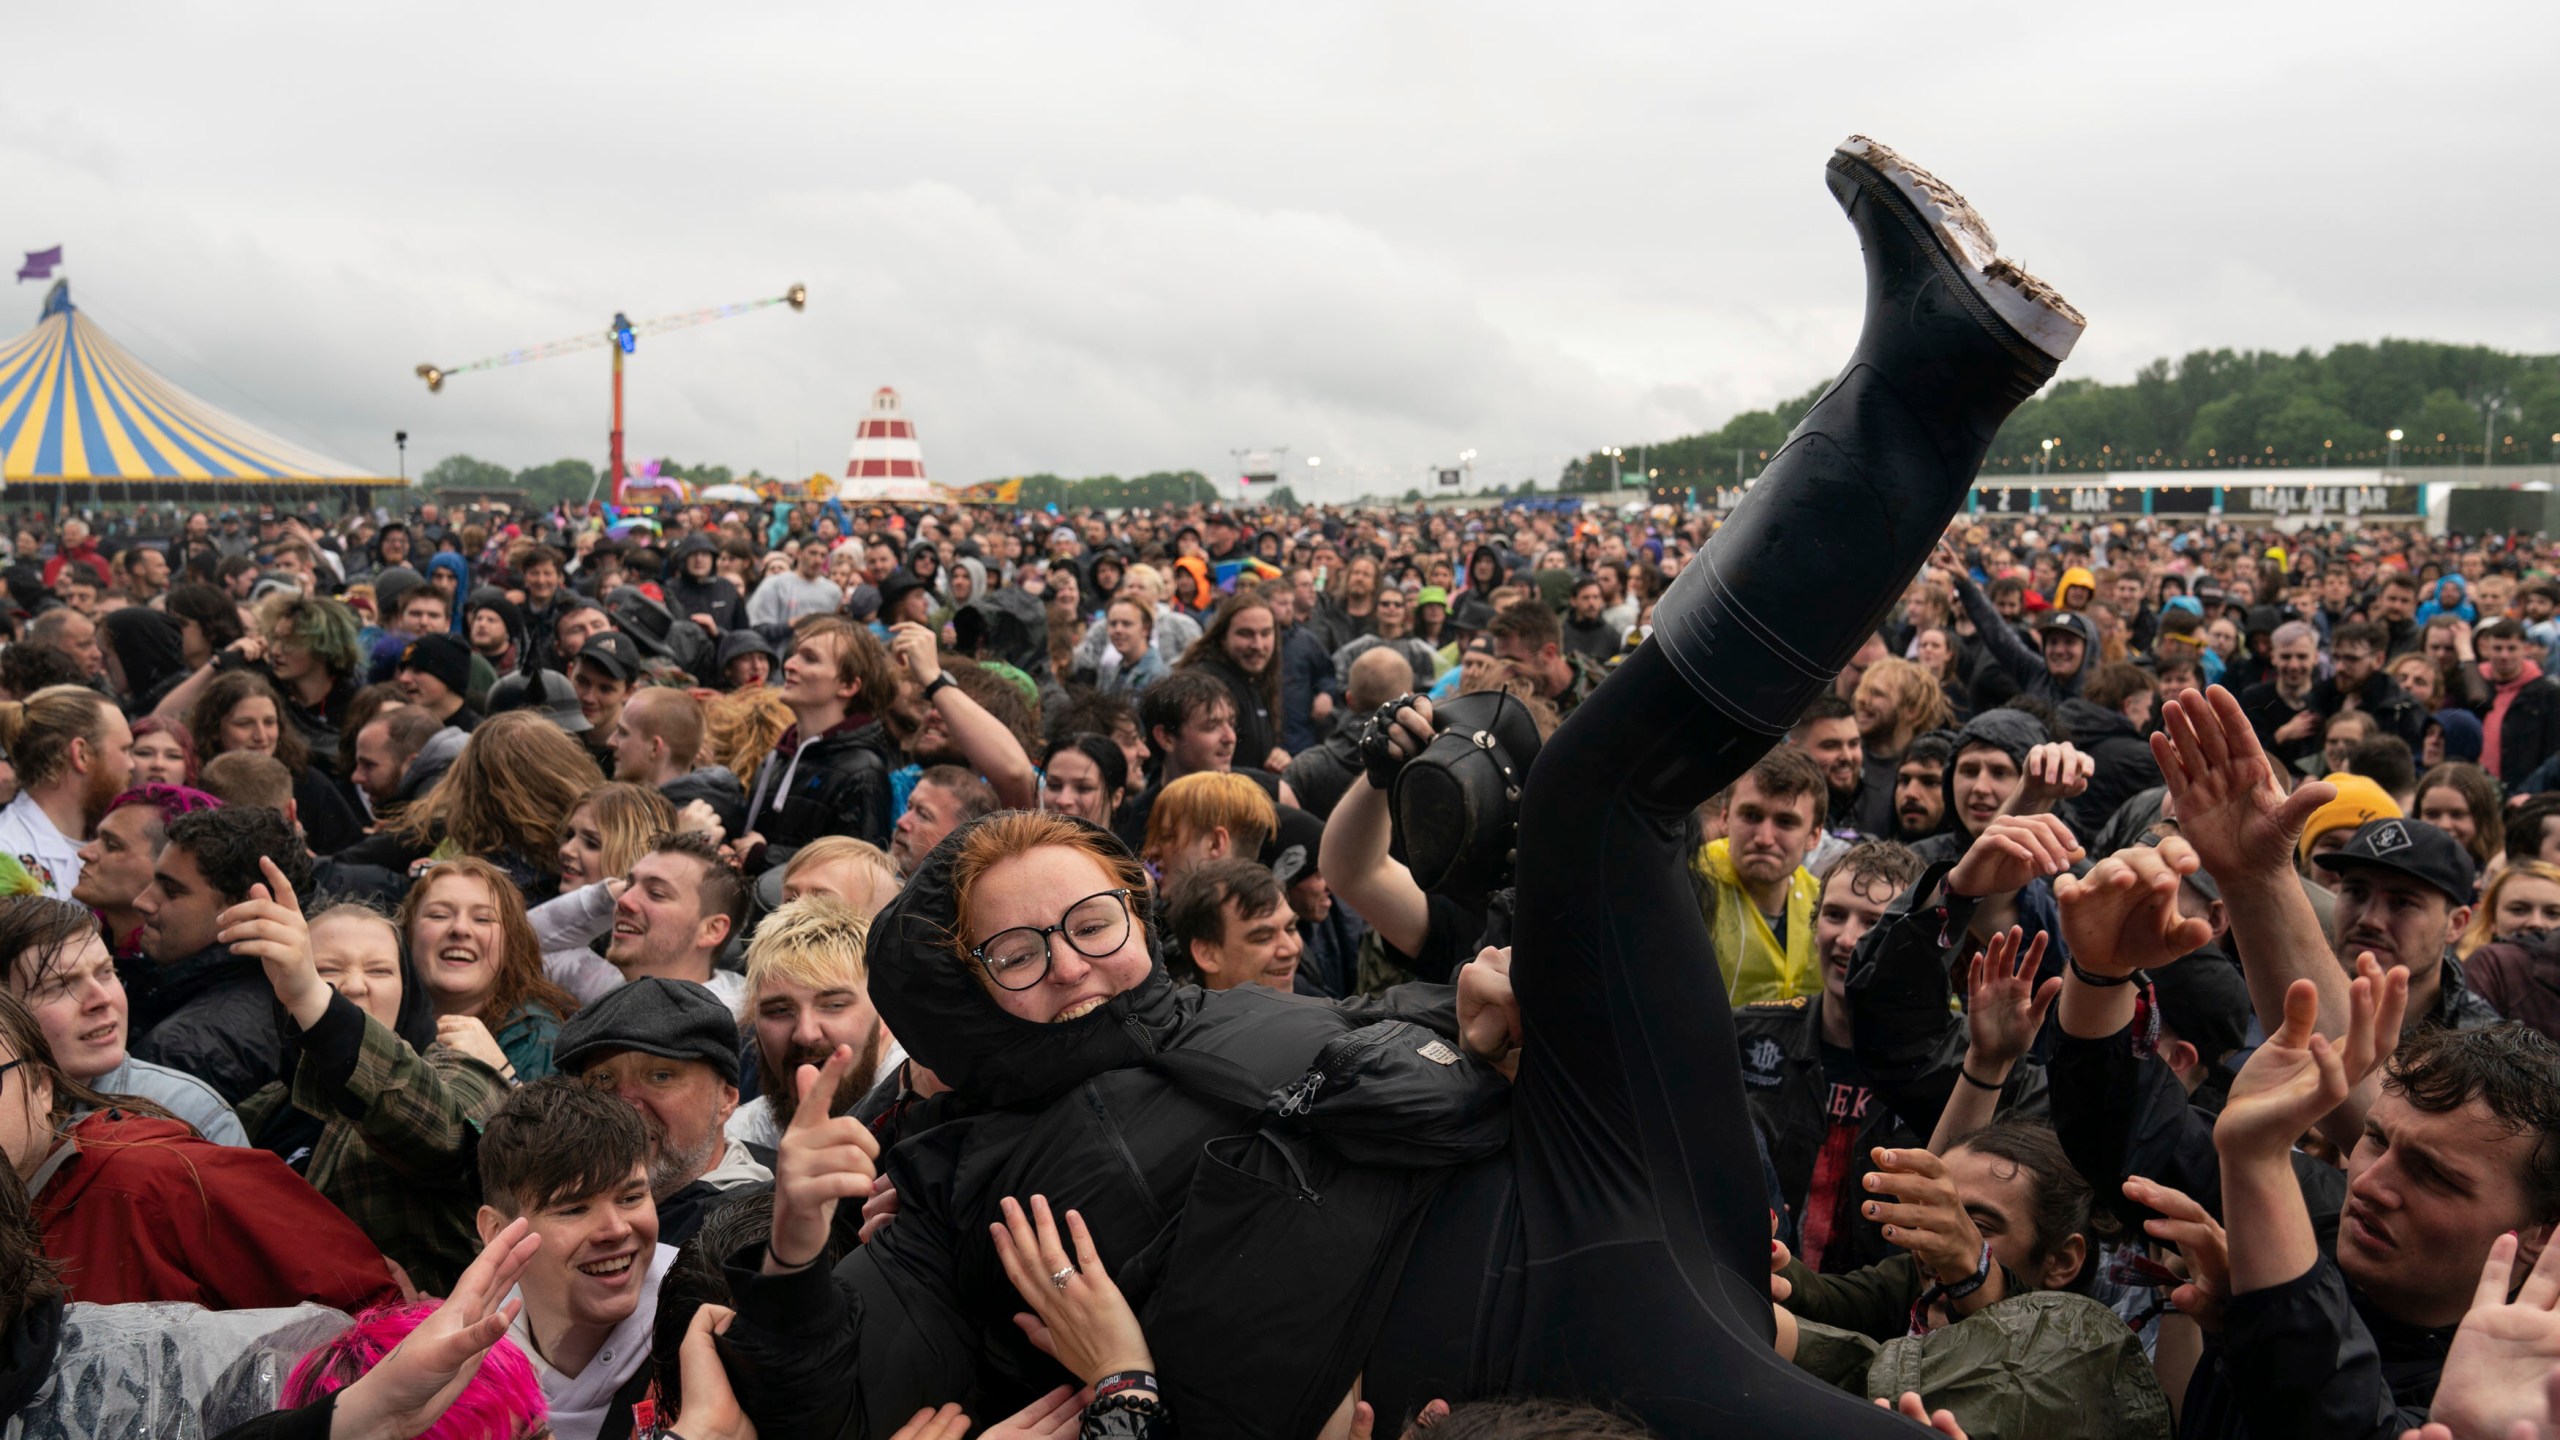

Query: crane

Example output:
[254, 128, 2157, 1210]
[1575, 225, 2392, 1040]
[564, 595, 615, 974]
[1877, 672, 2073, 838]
[416, 283, 807, 499]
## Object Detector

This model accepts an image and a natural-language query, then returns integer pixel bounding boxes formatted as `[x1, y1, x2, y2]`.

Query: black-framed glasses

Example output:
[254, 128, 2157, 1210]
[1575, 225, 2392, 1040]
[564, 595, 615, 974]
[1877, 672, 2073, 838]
[969, 889, 1136, 991]
[0, 1058, 23, 1090]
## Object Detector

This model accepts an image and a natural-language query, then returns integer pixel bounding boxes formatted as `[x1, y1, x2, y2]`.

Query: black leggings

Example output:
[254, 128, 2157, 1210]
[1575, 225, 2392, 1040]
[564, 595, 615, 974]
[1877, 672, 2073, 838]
[1362, 644, 1919, 1436]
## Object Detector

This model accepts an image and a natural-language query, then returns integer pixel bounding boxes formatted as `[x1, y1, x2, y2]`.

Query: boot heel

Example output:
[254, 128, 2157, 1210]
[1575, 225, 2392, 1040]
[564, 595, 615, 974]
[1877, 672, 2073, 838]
[1832, 134, 2085, 365]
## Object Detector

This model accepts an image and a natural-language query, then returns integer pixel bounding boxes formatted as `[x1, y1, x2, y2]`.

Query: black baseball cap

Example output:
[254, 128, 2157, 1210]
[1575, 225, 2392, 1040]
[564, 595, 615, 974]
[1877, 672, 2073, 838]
[2149, 953, 2250, 1068]
[2035, 611, 2097, 648]
[575, 630, 643, 684]
[550, 976, 741, 1085]
[2313, 817, 2477, 904]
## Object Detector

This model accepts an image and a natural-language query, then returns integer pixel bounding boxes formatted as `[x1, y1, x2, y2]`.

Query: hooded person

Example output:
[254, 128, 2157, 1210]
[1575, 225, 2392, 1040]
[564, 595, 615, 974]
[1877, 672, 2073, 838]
[713, 133, 2080, 1440]
[1907, 705, 2051, 867]
[665, 532, 746, 633]
[98, 608, 190, 717]
[2416, 573, 2477, 626]
[421, 553, 472, 632]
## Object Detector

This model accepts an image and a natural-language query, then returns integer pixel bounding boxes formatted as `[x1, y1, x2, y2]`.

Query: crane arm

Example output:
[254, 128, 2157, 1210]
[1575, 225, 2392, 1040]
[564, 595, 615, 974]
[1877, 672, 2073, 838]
[417, 283, 805, 392]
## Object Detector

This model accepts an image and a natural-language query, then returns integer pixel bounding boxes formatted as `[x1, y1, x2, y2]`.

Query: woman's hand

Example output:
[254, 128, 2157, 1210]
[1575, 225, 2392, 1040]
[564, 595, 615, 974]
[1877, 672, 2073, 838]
[669, 1305, 755, 1440]
[991, 1194, 1153, 1385]
[219, 857, 329, 1029]
[1457, 946, 1520, 1079]
[435, 1015, 511, 1076]
[1863, 1147, 1987, 1290]
[2053, 838, 2214, 981]
[1964, 925, 2057, 1076]
[2124, 1176, 2230, 1332]
[328, 1218, 541, 1440]
[765, 1045, 879, 1274]
[979, 1385, 1087, 1440]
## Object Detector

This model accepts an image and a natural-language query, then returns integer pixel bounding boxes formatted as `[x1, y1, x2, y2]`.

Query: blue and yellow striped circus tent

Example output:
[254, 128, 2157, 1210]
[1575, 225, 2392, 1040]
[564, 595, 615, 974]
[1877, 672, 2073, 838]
[0, 280, 394, 493]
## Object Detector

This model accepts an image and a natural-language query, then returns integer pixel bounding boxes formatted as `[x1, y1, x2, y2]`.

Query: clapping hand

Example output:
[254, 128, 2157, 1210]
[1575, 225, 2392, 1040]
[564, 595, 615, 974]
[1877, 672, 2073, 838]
[991, 1195, 1153, 1386]
[2053, 838, 2215, 981]
[2151, 687, 2333, 886]
[219, 856, 328, 1029]
[765, 1045, 880, 1274]
[1965, 926, 2058, 1075]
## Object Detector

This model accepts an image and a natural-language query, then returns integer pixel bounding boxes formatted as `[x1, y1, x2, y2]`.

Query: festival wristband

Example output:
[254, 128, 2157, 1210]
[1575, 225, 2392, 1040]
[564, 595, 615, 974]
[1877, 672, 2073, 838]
[1092, 1370, 1162, 1402]
[1958, 1067, 2003, 1091]
[2067, 955, 2134, 988]
[1940, 1240, 1995, 1299]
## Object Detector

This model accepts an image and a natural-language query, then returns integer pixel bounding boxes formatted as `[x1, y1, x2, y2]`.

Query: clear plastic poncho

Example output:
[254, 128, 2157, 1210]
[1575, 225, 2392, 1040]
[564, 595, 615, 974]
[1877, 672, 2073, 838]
[8, 1301, 351, 1440]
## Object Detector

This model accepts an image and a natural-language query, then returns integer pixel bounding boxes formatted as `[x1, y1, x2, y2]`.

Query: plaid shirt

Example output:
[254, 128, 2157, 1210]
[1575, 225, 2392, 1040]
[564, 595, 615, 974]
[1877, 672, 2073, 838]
[241, 994, 508, 1295]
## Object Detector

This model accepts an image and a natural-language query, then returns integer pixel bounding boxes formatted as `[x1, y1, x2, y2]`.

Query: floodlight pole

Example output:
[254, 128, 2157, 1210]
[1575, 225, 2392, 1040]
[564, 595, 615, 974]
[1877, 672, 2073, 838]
[609, 317, 629, 499]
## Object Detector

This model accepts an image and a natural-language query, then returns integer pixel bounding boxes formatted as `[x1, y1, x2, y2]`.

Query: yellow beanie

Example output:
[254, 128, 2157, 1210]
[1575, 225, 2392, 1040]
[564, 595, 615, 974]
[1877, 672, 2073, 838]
[2297, 773, 2401, 862]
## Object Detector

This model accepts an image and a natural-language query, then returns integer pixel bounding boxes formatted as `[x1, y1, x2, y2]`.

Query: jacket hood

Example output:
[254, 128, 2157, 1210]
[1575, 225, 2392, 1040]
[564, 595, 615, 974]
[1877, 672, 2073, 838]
[1465, 543, 1505, 591]
[100, 607, 187, 704]
[949, 556, 989, 606]
[2431, 707, 2485, 763]
[2056, 566, 2097, 603]
[713, 628, 779, 670]
[2055, 696, 2135, 740]
[425, 552, 471, 588]
[866, 814, 1183, 1111]
[1951, 707, 2049, 768]
[398, 725, 470, 802]
[670, 532, 720, 565]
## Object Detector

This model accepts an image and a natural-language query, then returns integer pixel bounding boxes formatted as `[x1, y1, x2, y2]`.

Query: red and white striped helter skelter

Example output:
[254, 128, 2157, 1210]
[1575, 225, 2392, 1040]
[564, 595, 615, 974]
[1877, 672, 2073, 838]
[840, 386, 946, 501]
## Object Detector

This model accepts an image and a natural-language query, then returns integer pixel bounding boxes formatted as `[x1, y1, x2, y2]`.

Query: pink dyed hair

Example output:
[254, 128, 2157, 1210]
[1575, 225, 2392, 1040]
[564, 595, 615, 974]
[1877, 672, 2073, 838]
[284, 1301, 546, 1440]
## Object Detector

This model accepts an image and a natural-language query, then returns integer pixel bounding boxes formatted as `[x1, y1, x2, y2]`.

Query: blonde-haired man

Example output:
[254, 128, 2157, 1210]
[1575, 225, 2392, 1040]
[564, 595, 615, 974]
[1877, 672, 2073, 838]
[724, 897, 900, 1167]
[1143, 770, 1277, 886]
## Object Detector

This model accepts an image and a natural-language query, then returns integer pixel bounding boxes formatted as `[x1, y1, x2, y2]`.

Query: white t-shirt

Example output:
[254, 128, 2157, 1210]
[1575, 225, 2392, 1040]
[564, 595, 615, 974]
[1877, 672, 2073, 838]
[0, 792, 83, 899]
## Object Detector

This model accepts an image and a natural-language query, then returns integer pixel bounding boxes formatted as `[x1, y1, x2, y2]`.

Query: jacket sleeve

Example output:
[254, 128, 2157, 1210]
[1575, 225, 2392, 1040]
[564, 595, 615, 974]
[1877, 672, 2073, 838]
[183, 1147, 402, 1312]
[719, 1199, 986, 1440]
[290, 996, 505, 1179]
[1779, 1253, 1919, 1342]
[2216, 1255, 2416, 1440]
[848, 750, 894, 847]
[1842, 868, 1971, 1134]
[1951, 574, 2049, 693]
[2046, 1019, 2221, 1228]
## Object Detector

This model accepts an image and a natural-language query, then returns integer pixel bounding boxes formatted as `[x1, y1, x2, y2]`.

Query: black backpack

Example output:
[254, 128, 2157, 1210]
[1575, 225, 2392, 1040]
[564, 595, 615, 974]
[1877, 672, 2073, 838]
[607, 584, 715, 681]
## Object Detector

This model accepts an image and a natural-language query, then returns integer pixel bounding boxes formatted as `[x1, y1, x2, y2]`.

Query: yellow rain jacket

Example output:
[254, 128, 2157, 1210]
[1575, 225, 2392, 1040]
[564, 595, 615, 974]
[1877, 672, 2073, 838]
[1693, 837, 1823, 1005]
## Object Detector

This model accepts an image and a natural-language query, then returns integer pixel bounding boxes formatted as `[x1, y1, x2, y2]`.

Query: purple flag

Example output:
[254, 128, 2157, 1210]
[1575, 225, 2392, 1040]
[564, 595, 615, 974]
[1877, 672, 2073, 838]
[16, 247, 60, 283]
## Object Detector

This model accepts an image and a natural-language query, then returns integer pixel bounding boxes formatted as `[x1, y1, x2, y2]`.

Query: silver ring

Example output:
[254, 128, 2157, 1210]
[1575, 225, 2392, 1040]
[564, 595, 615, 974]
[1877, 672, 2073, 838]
[1050, 1264, 1076, 1290]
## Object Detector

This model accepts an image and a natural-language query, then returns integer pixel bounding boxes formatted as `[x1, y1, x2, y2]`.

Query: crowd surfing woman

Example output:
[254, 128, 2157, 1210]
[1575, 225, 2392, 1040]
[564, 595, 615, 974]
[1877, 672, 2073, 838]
[713, 135, 2083, 1438]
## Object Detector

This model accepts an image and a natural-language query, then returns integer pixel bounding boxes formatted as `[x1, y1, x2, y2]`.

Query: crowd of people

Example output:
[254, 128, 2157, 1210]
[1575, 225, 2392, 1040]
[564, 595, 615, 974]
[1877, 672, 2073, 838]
[7, 137, 2560, 1440]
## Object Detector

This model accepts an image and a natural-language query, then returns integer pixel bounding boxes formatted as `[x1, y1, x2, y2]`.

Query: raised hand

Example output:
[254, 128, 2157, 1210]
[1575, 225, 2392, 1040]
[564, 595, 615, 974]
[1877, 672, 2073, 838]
[2338, 951, 2413, 1091]
[2054, 838, 2215, 981]
[991, 1195, 1152, 1386]
[890, 622, 943, 688]
[2215, 979, 2347, 1163]
[330, 1217, 542, 1440]
[2013, 742, 2095, 812]
[670, 1305, 756, 1440]
[2429, 1233, 2560, 1440]
[2123, 1176, 2230, 1332]
[1862, 1147, 1988, 1293]
[1965, 926, 2058, 1074]
[1945, 813, 2083, 901]
[765, 1044, 880, 1274]
[219, 856, 328, 1028]
[2151, 687, 2334, 885]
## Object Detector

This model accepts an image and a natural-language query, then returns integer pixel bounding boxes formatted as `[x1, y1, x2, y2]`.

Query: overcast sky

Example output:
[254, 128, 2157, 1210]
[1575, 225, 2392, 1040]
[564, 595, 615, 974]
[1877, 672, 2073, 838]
[6, 1, 2554, 503]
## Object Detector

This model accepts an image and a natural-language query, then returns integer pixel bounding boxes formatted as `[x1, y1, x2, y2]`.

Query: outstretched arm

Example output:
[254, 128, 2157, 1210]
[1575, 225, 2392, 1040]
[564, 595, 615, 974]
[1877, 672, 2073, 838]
[1318, 700, 1436, 958]
[891, 622, 1037, 809]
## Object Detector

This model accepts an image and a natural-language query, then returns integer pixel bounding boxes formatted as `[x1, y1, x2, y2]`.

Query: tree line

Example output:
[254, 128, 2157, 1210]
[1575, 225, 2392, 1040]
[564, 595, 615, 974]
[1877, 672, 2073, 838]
[1566, 339, 2560, 492]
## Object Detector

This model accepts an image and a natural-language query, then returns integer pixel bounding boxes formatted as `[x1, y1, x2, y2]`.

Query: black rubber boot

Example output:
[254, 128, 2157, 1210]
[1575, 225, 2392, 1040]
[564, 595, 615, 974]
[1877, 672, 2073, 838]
[1650, 134, 2085, 737]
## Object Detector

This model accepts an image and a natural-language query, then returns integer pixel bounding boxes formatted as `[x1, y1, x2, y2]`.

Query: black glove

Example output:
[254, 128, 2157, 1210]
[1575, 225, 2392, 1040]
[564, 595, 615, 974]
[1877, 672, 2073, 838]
[1358, 694, 1421, 791]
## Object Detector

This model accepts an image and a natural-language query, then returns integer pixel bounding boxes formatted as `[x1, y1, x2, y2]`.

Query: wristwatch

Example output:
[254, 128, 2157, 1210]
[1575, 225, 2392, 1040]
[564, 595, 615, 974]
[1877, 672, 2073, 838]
[921, 673, 958, 702]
